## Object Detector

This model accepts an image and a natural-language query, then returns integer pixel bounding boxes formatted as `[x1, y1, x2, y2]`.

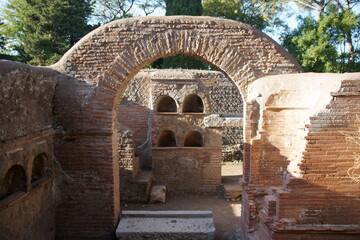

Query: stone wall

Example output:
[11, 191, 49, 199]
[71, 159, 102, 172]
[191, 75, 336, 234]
[118, 69, 244, 165]
[0, 61, 58, 240]
[152, 148, 221, 193]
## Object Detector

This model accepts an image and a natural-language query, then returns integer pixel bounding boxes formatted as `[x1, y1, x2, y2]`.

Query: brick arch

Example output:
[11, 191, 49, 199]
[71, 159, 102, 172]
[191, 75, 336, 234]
[154, 95, 178, 113]
[55, 16, 301, 125]
[96, 29, 300, 113]
[53, 16, 302, 239]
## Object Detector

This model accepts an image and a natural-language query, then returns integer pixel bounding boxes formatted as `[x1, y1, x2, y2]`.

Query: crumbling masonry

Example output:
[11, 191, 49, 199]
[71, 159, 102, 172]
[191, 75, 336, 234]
[0, 16, 359, 240]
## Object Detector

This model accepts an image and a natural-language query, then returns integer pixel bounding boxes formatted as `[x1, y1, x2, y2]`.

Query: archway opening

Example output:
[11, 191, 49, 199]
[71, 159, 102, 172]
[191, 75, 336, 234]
[53, 16, 303, 239]
[32, 153, 47, 182]
[1, 165, 27, 200]
[117, 55, 244, 236]
[184, 130, 203, 147]
[182, 94, 204, 113]
[155, 95, 177, 112]
[156, 130, 177, 147]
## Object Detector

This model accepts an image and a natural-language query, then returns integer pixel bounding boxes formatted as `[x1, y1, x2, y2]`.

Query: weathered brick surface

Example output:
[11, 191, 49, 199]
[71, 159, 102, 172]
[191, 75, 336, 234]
[276, 80, 360, 228]
[152, 147, 221, 193]
[2, 16, 302, 239]
[119, 69, 244, 165]
[0, 61, 57, 240]
[0, 61, 56, 140]
[50, 16, 299, 239]
[243, 73, 360, 240]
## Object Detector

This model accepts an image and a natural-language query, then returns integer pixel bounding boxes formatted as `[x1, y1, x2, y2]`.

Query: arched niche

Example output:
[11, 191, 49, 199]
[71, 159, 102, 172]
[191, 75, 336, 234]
[182, 94, 204, 113]
[1, 165, 27, 199]
[155, 95, 177, 112]
[184, 130, 204, 147]
[32, 153, 47, 182]
[156, 130, 177, 147]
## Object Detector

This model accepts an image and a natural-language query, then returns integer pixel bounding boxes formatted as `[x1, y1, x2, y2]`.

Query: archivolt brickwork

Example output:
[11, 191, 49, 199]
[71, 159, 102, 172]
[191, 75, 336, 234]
[50, 16, 301, 239]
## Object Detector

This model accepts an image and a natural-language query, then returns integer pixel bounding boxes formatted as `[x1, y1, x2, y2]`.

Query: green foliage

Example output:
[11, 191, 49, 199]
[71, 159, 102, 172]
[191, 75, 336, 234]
[165, 0, 202, 16]
[202, 0, 285, 31]
[282, 3, 360, 72]
[92, 0, 135, 24]
[153, 0, 207, 69]
[138, 0, 165, 16]
[1, 0, 94, 65]
[0, 21, 6, 52]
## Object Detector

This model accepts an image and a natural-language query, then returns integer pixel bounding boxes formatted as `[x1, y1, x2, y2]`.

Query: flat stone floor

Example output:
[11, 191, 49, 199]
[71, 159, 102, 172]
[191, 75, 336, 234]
[122, 163, 243, 240]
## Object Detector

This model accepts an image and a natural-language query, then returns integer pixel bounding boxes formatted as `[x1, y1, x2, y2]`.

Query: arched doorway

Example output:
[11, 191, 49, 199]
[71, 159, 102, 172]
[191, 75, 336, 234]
[53, 16, 301, 239]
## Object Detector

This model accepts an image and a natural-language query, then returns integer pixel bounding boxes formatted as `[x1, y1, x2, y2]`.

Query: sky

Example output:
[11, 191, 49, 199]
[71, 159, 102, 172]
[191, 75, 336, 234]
[0, 0, 359, 45]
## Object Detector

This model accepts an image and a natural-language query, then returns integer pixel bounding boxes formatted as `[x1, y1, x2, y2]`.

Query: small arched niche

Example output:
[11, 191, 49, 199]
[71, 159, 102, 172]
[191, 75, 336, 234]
[32, 153, 47, 182]
[182, 94, 204, 113]
[1, 165, 27, 199]
[184, 131, 204, 147]
[156, 130, 177, 147]
[155, 95, 177, 113]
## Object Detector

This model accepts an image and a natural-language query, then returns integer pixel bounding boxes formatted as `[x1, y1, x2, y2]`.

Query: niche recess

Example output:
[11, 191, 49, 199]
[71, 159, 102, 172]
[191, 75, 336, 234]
[1, 165, 27, 200]
[156, 95, 177, 112]
[156, 130, 177, 147]
[184, 131, 204, 147]
[32, 153, 47, 182]
[183, 94, 204, 113]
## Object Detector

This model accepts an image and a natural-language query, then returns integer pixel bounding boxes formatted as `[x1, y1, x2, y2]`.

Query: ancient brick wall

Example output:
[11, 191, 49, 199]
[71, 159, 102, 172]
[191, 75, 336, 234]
[2, 16, 357, 240]
[152, 147, 221, 193]
[119, 69, 244, 165]
[243, 73, 360, 239]
[0, 61, 57, 240]
[50, 16, 300, 239]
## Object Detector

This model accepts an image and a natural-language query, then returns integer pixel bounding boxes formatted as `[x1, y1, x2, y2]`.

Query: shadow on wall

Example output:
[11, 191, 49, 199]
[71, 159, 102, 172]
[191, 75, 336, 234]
[117, 99, 224, 195]
[242, 75, 360, 239]
[0, 61, 57, 240]
[242, 133, 360, 239]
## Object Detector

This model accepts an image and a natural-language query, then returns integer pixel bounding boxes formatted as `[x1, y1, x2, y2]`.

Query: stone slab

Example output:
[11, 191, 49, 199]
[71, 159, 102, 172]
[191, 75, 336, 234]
[150, 185, 166, 203]
[116, 210, 215, 240]
[223, 184, 242, 201]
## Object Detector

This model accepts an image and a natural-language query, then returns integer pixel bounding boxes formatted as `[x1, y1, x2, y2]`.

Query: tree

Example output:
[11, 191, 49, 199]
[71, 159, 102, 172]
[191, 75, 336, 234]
[202, 0, 286, 31]
[332, 0, 359, 71]
[165, 0, 202, 16]
[138, 0, 165, 16]
[0, 21, 6, 52]
[154, 0, 207, 69]
[282, 3, 359, 72]
[293, 0, 332, 19]
[92, 0, 135, 24]
[293, 0, 358, 19]
[1, 0, 94, 65]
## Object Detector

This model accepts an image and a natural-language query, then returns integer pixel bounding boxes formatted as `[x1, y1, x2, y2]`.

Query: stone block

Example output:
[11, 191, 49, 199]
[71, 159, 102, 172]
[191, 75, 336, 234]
[116, 211, 215, 240]
[150, 185, 166, 203]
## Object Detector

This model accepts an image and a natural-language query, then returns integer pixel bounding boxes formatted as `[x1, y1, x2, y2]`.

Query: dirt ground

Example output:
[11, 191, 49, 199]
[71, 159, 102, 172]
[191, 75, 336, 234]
[121, 163, 243, 240]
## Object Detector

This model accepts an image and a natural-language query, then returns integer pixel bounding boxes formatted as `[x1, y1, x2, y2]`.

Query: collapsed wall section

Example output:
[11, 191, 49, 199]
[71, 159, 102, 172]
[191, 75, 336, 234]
[242, 73, 360, 240]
